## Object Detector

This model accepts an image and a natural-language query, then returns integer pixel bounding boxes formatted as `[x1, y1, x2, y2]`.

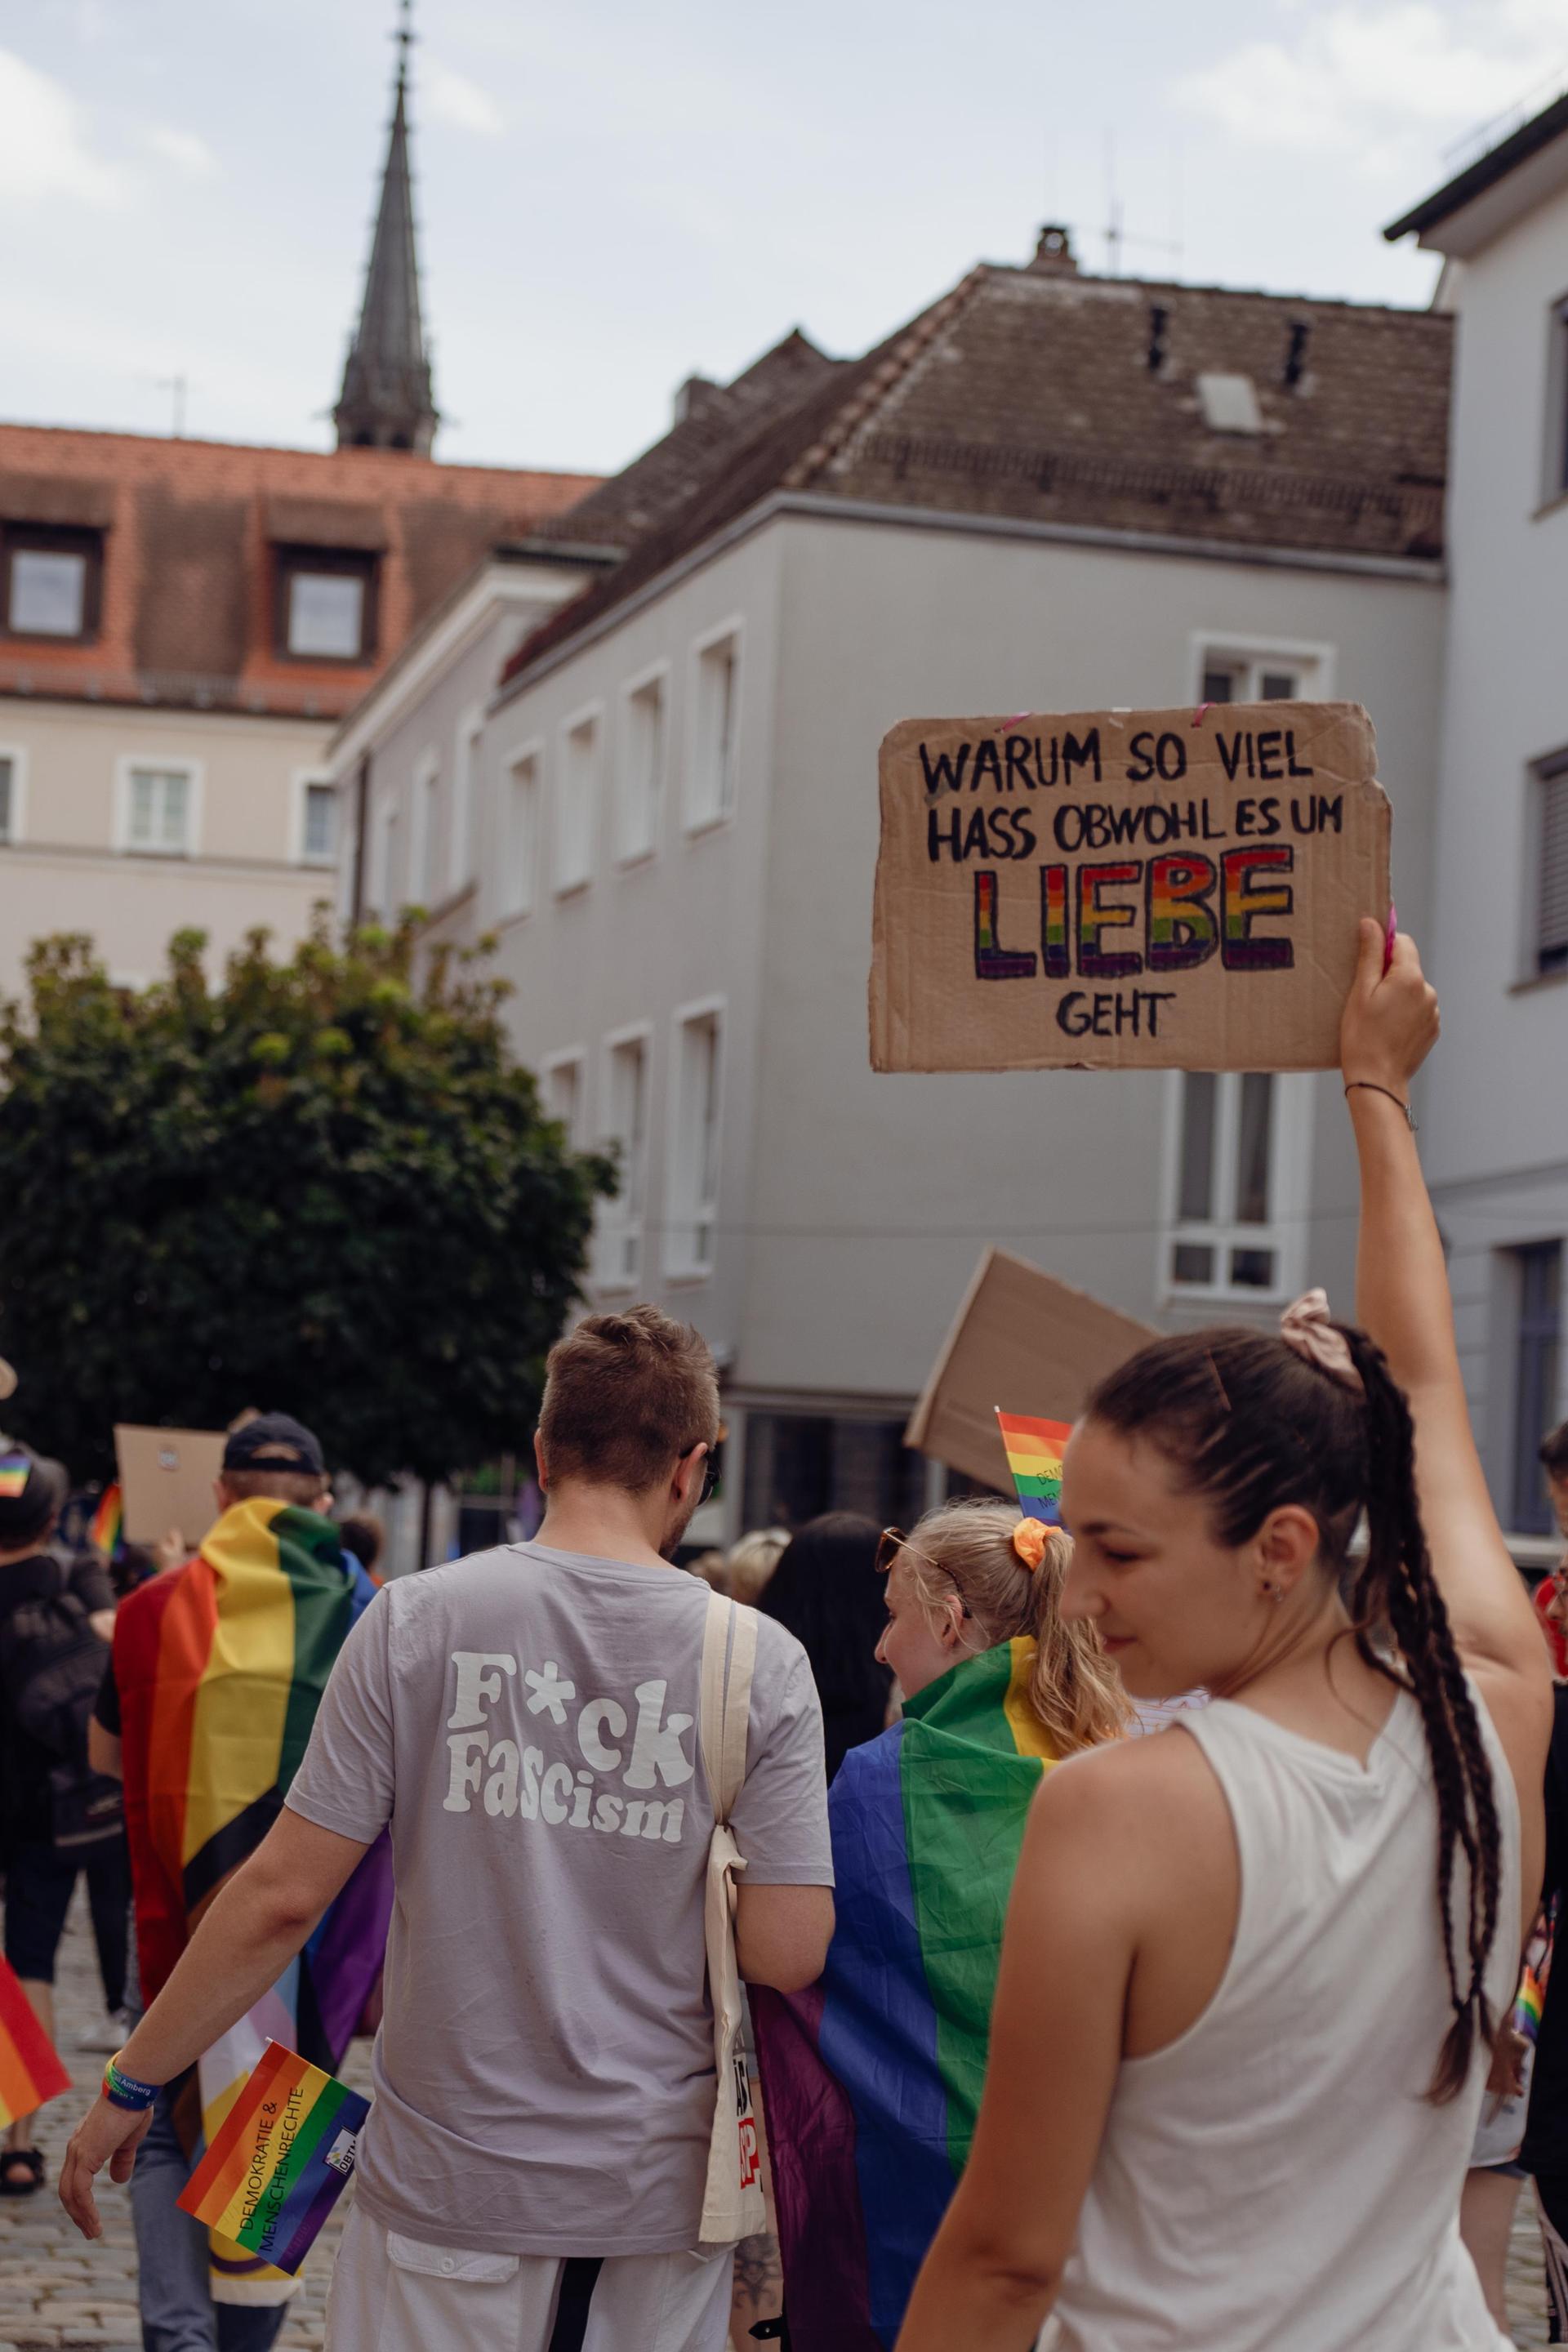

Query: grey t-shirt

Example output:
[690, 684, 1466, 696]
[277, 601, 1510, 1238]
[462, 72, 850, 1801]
[285, 1542, 831, 2256]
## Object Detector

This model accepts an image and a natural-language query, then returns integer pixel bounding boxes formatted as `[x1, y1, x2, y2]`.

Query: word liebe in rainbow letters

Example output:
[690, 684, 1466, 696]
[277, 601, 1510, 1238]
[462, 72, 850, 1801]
[870, 702, 1390, 1074]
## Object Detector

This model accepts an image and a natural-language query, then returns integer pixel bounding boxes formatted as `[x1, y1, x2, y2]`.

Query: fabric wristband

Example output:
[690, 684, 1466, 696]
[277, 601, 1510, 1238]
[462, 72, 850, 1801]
[103, 2053, 160, 2112]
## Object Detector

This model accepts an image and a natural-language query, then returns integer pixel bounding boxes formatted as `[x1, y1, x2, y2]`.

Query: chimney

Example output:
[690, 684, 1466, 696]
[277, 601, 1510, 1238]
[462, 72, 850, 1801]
[673, 373, 724, 425]
[1029, 224, 1078, 276]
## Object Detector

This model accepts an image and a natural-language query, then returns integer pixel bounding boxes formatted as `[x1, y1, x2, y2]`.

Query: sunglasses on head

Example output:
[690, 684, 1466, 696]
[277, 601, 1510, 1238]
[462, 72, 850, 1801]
[876, 1526, 972, 1614]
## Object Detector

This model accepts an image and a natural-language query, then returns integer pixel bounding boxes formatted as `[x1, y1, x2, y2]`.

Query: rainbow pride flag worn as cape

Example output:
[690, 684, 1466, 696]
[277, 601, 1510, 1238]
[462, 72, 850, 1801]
[753, 1638, 1062, 2350]
[113, 1497, 392, 2303]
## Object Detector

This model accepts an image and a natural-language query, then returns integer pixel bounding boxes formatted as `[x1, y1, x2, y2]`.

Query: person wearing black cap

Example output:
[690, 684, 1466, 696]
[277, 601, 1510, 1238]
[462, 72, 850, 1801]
[0, 1442, 125, 2195]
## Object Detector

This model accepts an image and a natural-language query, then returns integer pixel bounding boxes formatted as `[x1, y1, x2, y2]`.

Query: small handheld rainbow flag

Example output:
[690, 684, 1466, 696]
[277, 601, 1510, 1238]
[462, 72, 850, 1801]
[0, 1451, 32, 1501]
[89, 1482, 122, 1557]
[0, 1954, 72, 2127]
[1514, 1964, 1546, 2047]
[177, 2042, 369, 2275]
[996, 1410, 1071, 1526]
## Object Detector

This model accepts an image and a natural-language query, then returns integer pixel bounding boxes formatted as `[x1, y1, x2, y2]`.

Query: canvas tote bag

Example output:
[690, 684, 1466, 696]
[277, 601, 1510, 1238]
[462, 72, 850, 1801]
[697, 1591, 767, 2243]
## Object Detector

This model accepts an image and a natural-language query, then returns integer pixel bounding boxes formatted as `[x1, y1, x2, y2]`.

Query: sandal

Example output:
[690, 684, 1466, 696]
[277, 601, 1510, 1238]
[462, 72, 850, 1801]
[0, 2147, 45, 2196]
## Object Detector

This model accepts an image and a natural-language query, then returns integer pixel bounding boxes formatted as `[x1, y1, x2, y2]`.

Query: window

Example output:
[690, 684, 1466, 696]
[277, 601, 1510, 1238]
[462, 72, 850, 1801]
[0, 752, 17, 845]
[408, 755, 438, 908]
[2, 525, 102, 640]
[597, 1031, 649, 1288]
[1196, 373, 1264, 435]
[555, 710, 600, 893]
[502, 747, 541, 920]
[542, 1052, 585, 1147]
[1200, 652, 1316, 705]
[1512, 1243, 1562, 1534]
[1165, 1071, 1294, 1298]
[1535, 750, 1568, 978]
[275, 549, 377, 662]
[1548, 297, 1568, 503]
[688, 627, 739, 830]
[451, 714, 483, 893]
[372, 797, 399, 915]
[119, 762, 197, 857]
[618, 669, 666, 864]
[299, 777, 337, 866]
[666, 1005, 722, 1277]
[742, 1412, 928, 1533]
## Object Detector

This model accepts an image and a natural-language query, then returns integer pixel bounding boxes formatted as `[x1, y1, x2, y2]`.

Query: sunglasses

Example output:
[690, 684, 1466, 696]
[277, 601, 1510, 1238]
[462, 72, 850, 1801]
[877, 1527, 972, 1615]
[687, 1446, 720, 1506]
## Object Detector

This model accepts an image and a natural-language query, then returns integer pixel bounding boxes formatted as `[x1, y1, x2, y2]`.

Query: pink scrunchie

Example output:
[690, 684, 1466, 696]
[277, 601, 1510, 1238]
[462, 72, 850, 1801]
[1278, 1289, 1364, 1395]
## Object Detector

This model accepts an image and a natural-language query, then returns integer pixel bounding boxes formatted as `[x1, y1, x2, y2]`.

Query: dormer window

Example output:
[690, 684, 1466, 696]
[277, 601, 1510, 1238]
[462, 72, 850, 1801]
[275, 546, 378, 662]
[2, 524, 104, 641]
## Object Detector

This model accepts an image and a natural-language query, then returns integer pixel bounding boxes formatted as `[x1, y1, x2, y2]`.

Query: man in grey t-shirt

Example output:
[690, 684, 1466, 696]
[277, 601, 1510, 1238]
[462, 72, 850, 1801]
[60, 1309, 835, 2352]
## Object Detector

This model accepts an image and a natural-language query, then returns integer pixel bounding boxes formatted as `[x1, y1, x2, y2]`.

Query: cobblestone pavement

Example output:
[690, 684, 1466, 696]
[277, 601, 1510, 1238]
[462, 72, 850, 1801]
[2, 1893, 1560, 2348]
[0, 1891, 369, 2351]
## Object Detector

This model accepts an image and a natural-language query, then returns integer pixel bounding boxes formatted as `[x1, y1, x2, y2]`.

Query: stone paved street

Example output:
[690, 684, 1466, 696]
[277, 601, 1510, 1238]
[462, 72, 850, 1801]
[1, 1891, 370, 2351]
[0, 1891, 1560, 2346]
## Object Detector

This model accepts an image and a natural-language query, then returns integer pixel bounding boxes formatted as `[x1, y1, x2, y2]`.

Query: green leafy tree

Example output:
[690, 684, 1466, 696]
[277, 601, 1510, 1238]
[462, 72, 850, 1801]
[0, 919, 614, 1489]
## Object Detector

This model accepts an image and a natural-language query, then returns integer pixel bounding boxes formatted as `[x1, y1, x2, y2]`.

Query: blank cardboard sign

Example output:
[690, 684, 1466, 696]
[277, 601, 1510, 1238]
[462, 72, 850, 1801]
[906, 1249, 1155, 1493]
[870, 700, 1390, 1072]
[115, 1423, 225, 1548]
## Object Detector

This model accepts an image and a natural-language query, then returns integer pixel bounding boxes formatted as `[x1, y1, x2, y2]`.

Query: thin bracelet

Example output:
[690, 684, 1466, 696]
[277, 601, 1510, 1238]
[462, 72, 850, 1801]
[103, 2052, 161, 2112]
[1344, 1080, 1417, 1132]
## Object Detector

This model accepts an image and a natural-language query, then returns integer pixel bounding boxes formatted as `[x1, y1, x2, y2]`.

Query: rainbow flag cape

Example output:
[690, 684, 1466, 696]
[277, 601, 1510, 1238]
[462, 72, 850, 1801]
[753, 1639, 1061, 2350]
[89, 1481, 123, 1557]
[0, 1953, 72, 2128]
[996, 1409, 1070, 1526]
[113, 1497, 392, 2302]
[179, 2041, 369, 2274]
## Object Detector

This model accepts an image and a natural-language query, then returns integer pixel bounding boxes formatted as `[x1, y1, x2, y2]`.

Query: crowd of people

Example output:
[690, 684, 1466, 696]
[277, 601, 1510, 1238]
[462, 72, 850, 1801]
[0, 924, 1564, 2350]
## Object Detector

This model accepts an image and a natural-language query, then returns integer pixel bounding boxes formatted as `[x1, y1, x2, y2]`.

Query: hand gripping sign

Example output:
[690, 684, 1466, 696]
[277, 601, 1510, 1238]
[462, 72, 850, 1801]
[869, 701, 1391, 1072]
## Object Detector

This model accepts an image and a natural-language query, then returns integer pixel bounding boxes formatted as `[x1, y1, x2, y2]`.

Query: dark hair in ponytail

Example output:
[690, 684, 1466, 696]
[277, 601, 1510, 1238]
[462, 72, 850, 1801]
[1085, 1323, 1501, 2103]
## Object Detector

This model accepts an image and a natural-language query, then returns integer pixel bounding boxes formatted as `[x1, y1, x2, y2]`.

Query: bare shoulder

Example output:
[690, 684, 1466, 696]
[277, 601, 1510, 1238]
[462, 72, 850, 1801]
[1029, 1728, 1232, 1892]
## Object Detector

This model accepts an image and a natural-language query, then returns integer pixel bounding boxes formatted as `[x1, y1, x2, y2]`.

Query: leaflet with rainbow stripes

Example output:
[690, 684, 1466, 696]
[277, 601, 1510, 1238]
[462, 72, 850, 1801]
[0, 1953, 71, 2129]
[178, 2042, 368, 2274]
[995, 1407, 1071, 1526]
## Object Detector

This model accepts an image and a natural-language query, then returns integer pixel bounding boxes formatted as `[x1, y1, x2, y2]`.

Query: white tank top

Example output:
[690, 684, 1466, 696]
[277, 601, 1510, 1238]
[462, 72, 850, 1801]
[1048, 1685, 1521, 2352]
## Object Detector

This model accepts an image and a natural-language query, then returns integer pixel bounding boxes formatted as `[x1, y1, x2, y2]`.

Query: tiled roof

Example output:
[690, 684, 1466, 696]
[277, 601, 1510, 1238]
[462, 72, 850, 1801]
[501, 252, 1449, 693]
[0, 424, 599, 719]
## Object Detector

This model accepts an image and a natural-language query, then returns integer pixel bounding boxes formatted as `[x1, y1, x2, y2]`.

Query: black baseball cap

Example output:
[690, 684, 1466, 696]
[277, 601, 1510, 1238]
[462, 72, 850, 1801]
[0, 1445, 69, 1548]
[221, 1413, 326, 1478]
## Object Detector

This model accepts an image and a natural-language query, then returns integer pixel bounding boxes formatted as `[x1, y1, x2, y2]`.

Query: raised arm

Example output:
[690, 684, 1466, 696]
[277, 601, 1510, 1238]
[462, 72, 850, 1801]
[1342, 920, 1550, 1748]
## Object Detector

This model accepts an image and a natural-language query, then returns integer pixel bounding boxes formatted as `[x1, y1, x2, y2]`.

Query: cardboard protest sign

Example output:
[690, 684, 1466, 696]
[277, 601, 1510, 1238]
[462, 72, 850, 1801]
[870, 701, 1389, 1072]
[115, 1423, 225, 1547]
[906, 1250, 1154, 1493]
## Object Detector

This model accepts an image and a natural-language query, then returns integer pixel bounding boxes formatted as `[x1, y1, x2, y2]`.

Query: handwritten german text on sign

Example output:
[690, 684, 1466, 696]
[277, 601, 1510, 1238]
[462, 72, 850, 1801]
[869, 702, 1390, 1071]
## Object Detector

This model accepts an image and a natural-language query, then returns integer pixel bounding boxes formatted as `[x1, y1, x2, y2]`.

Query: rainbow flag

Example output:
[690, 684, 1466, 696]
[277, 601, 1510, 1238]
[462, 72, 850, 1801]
[0, 1954, 72, 2128]
[179, 2042, 369, 2274]
[753, 1640, 1062, 2350]
[0, 1451, 31, 1499]
[113, 1497, 392, 2304]
[996, 1408, 1071, 1526]
[90, 1481, 123, 1557]
[1515, 1964, 1546, 2046]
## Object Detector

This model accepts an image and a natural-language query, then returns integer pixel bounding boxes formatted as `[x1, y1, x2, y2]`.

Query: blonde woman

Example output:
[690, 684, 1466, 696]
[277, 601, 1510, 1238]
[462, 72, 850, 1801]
[752, 1500, 1128, 2350]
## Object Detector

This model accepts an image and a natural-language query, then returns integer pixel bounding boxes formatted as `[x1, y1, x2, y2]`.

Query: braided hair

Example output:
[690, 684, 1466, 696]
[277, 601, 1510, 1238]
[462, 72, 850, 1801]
[1086, 1323, 1502, 2103]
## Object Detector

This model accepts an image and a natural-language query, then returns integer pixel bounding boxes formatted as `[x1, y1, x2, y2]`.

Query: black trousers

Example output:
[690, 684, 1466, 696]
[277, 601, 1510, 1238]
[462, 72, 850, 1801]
[2, 1834, 130, 2011]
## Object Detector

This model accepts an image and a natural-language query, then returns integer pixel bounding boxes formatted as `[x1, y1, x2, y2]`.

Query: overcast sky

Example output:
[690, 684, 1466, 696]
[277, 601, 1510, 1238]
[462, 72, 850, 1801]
[4, 0, 1568, 478]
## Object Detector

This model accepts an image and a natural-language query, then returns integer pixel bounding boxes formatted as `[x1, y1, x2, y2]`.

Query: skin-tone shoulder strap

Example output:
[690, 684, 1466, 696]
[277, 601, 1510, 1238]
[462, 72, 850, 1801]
[699, 1592, 758, 1824]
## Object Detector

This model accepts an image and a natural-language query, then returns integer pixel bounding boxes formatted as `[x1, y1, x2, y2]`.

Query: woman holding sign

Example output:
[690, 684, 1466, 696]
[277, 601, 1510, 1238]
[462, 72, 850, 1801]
[896, 924, 1551, 2352]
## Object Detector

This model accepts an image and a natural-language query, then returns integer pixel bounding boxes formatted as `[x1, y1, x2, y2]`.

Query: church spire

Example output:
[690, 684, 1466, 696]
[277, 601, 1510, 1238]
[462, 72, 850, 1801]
[334, 1, 439, 454]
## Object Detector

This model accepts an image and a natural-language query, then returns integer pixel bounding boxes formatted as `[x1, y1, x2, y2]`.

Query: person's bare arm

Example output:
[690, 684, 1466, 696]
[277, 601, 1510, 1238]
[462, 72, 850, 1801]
[896, 1761, 1133, 2350]
[59, 1809, 368, 2238]
[87, 1721, 122, 1780]
[735, 1883, 834, 1993]
[1343, 921, 1551, 1851]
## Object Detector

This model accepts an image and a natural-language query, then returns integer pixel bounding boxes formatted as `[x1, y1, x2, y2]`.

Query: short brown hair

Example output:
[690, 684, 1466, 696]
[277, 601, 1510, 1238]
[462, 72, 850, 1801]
[220, 1468, 329, 1508]
[1543, 1421, 1568, 1481]
[539, 1307, 719, 1495]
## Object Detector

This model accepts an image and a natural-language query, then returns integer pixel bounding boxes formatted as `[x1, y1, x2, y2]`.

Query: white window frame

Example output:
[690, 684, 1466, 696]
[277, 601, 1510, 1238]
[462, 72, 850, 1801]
[685, 617, 743, 835]
[541, 1047, 588, 1150]
[664, 996, 724, 1282]
[1188, 632, 1335, 706]
[1156, 1069, 1312, 1308]
[616, 659, 669, 868]
[450, 706, 485, 894]
[500, 737, 544, 924]
[114, 755, 203, 858]
[0, 743, 29, 846]
[408, 748, 439, 910]
[554, 701, 604, 896]
[292, 769, 339, 867]
[595, 1020, 653, 1293]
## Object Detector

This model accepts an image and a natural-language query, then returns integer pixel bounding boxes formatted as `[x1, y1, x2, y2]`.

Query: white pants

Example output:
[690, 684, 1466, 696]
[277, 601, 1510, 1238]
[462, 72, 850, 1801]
[325, 2205, 733, 2352]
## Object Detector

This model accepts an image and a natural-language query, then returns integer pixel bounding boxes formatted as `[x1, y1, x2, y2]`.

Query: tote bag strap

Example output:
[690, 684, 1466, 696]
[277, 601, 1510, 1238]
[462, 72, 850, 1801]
[699, 1592, 758, 1826]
